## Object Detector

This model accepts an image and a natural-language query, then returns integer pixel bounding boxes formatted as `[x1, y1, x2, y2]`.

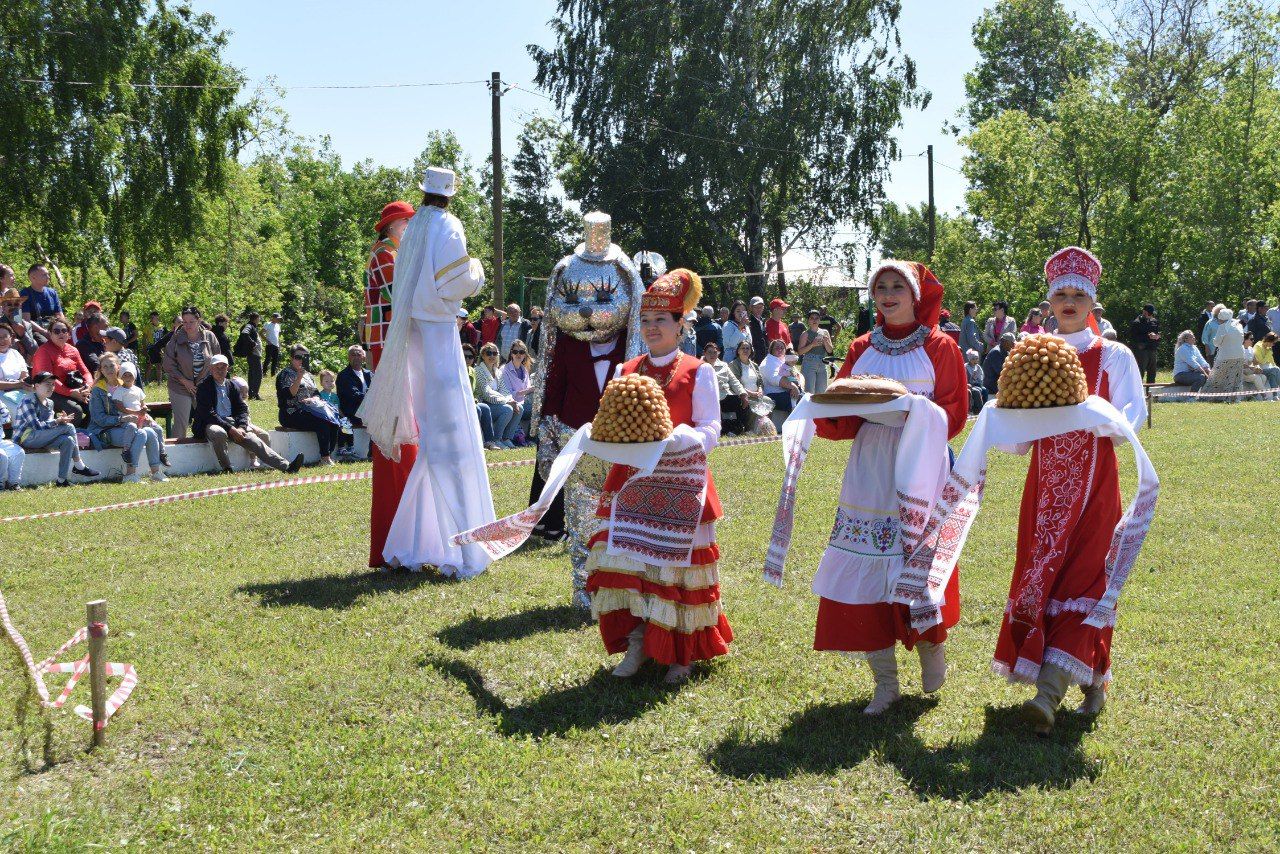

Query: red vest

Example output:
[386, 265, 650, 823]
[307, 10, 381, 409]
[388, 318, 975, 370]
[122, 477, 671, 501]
[600, 353, 722, 522]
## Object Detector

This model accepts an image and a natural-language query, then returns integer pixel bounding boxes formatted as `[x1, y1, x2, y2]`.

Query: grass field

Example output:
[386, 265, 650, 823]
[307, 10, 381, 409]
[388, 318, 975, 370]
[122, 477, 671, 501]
[1, 400, 1278, 850]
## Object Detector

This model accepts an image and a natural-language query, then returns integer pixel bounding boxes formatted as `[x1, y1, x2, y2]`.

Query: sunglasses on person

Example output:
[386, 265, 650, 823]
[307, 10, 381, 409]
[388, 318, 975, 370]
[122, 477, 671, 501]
[510, 349, 527, 356]
[51, 327, 70, 335]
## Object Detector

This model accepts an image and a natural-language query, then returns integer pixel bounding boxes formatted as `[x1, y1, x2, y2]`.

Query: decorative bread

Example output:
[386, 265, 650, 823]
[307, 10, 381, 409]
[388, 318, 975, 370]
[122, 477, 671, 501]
[591, 374, 674, 443]
[812, 374, 908, 404]
[996, 333, 1088, 408]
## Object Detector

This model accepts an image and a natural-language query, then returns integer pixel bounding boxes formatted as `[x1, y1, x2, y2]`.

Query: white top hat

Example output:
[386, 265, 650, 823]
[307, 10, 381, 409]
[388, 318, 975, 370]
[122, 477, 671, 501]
[419, 166, 458, 197]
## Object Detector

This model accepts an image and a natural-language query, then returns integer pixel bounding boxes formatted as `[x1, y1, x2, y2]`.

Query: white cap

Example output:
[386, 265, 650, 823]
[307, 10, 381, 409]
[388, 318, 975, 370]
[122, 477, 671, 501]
[210, 354, 229, 367]
[118, 361, 138, 377]
[749, 295, 765, 306]
[419, 166, 457, 197]
[457, 308, 469, 319]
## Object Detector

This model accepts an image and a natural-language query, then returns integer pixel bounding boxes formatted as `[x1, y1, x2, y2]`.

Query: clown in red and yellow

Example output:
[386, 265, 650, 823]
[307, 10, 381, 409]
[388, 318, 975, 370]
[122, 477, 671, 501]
[585, 268, 733, 685]
[810, 260, 969, 715]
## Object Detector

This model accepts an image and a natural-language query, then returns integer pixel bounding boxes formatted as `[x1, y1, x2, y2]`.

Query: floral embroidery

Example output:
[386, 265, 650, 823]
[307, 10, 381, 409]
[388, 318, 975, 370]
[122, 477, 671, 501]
[829, 507, 900, 555]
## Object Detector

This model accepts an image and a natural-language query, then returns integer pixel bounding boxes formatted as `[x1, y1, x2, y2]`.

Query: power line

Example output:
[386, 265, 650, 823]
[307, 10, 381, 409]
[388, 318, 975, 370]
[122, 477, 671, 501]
[13, 77, 488, 91]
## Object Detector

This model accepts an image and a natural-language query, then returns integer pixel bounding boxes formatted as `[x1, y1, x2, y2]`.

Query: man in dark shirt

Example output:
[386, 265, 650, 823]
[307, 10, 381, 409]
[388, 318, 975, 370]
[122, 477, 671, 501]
[982, 332, 1015, 396]
[818, 304, 842, 338]
[1246, 301, 1271, 342]
[75, 314, 107, 375]
[120, 310, 139, 351]
[1128, 303, 1161, 384]
[747, 296, 768, 362]
[19, 263, 63, 340]
[694, 306, 723, 354]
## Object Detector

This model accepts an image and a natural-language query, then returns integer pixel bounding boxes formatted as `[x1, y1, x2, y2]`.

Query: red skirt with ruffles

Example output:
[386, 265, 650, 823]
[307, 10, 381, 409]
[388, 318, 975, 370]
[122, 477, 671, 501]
[813, 567, 961, 654]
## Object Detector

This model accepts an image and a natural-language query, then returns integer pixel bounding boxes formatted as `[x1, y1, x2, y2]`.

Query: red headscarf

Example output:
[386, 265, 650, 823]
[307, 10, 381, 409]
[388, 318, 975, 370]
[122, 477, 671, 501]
[870, 260, 943, 329]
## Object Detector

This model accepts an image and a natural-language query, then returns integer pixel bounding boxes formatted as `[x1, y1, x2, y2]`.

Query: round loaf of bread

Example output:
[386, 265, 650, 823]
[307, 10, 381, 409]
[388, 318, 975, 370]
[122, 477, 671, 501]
[812, 374, 909, 404]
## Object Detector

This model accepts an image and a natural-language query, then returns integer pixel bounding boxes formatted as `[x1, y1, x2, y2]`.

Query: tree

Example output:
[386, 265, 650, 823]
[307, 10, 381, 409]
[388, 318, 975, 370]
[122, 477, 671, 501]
[0, 1, 251, 312]
[531, 0, 924, 299]
[504, 117, 576, 309]
[963, 0, 1107, 127]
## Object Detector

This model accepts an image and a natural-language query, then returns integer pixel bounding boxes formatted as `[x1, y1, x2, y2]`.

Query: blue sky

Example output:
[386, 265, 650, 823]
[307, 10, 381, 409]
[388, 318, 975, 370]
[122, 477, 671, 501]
[205, 1, 1100, 233]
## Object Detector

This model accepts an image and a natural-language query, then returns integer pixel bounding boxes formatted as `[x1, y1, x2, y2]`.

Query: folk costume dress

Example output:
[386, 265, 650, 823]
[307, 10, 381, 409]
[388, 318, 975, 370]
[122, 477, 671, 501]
[812, 263, 969, 658]
[994, 248, 1145, 695]
[357, 167, 495, 578]
[586, 270, 732, 671]
[363, 201, 418, 568]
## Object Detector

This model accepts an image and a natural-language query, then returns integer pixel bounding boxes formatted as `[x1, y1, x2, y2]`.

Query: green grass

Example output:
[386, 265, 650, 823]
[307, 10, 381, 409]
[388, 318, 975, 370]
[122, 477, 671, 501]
[1, 401, 1277, 850]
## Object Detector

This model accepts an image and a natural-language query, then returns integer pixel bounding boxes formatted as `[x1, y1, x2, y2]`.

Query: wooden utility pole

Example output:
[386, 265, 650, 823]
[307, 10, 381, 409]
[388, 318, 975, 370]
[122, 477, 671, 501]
[86, 600, 108, 748]
[490, 71, 505, 308]
[926, 144, 936, 263]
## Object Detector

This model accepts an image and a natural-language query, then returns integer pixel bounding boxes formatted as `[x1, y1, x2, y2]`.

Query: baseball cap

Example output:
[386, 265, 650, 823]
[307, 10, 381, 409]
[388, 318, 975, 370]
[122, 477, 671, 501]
[769, 298, 789, 311]
[210, 354, 229, 367]
[118, 361, 138, 378]
[749, 296, 765, 306]
[102, 326, 127, 344]
[457, 309, 469, 319]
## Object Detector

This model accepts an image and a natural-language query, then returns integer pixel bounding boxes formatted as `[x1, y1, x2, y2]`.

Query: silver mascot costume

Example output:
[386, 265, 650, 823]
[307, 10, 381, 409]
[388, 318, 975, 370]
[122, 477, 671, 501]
[527, 212, 645, 610]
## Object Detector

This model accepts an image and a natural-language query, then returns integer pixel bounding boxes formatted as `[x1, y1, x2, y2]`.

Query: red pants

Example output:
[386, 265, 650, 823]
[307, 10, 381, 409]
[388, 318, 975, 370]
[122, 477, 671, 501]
[369, 444, 417, 567]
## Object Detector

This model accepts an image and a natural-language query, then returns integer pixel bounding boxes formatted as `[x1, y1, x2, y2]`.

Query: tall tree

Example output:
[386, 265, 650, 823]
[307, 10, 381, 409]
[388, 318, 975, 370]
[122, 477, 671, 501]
[963, 0, 1106, 127]
[531, 0, 924, 298]
[504, 117, 576, 308]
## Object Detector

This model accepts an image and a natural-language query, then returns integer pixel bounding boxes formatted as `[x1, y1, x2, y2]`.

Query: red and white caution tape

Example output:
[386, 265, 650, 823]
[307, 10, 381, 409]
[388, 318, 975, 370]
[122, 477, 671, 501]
[1151, 387, 1277, 400]
[0, 590, 138, 728]
[0, 436, 787, 525]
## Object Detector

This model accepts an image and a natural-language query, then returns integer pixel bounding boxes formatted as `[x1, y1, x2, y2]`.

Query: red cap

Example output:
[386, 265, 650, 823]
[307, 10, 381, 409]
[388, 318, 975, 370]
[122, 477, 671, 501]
[376, 201, 415, 233]
[83, 300, 102, 312]
[769, 298, 789, 311]
[939, 308, 952, 321]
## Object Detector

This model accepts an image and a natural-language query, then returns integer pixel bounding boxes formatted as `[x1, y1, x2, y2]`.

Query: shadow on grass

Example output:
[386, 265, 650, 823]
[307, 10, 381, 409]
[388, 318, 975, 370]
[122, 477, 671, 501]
[709, 700, 1096, 800]
[424, 653, 678, 738]
[435, 604, 591, 650]
[237, 569, 448, 610]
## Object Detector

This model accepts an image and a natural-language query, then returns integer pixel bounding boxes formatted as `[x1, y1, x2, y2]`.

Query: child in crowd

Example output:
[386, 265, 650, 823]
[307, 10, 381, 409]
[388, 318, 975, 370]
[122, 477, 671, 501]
[14, 372, 99, 486]
[0, 434, 23, 489]
[318, 368, 356, 457]
[966, 348, 988, 413]
[111, 362, 169, 467]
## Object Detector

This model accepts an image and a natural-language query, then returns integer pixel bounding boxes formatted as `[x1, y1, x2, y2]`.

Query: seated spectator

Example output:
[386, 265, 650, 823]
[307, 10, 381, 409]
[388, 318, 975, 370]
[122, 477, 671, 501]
[939, 309, 962, 345]
[101, 326, 140, 384]
[679, 311, 700, 356]
[702, 342, 747, 434]
[727, 339, 771, 435]
[318, 368, 356, 458]
[0, 433, 21, 489]
[31, 319, 92, 426]
[1172, 330, 1211, 392]
[14, 371, 100, 486]
[228, 375, 276, 466]
[1256, 332, 1280, 395]
[761, 338, 802, 425]
[473, 342, 520, 449]
[1242, 333, 1272, 398]
[982, 332, 1015, 396]
[111, 361, 168, 467]
[336, 345, 371, 426]
[76, 313, 108, 375]
[197, 354, 302, 474]
[163, 306, 220, 439]
[87, 352, 165, 483]
[965, 349, 988, 413]
[497, 342, 533, 444]
[0, 323, 30, 427]
[275, 346, 340, 466]
[462, 344, 498, 451]
[1020, 307, 1046, 335]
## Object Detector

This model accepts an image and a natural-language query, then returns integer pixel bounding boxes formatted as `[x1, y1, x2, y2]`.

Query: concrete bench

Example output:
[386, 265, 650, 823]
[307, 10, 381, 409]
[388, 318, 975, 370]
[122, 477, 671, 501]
[17, 437, 257, 487]
[270, 427, 368, 463]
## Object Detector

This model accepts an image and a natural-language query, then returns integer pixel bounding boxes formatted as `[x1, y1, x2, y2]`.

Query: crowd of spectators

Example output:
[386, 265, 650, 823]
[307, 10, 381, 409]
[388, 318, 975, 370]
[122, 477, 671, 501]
[4, 250, 1278, 491]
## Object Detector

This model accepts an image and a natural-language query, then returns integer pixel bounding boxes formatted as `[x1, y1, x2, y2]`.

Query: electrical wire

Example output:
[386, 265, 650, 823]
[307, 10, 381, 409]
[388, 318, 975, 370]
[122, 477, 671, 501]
[13, 77, 489, 91]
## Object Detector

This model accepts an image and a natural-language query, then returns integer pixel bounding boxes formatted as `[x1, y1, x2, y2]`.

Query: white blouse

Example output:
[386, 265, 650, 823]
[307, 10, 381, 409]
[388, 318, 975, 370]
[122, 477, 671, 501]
[613, 349, 720, 453]
[760, 354, 792, 394]
[1057, 327, 1146, 431]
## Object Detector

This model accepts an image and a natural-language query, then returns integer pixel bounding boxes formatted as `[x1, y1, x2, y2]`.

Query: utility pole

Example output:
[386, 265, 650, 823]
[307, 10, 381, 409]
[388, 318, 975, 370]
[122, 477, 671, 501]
[490, 71, 505, 308]
[926, 144, 936, 263]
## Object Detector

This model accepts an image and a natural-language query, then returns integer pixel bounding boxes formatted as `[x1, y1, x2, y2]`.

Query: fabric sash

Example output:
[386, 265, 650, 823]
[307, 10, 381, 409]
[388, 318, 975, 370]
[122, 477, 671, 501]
[453, 424, 706, 566]
[906, 394, 1159, 632]
[763, 394, 952, 628]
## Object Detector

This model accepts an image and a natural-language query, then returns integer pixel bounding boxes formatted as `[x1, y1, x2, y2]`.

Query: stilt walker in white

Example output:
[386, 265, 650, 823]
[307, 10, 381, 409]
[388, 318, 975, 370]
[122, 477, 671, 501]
[357, 166, 495, 577]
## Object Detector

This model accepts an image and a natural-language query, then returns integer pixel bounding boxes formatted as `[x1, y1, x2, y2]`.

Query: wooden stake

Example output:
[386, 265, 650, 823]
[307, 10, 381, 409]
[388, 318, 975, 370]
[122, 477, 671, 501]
[86, 600, 108, 748]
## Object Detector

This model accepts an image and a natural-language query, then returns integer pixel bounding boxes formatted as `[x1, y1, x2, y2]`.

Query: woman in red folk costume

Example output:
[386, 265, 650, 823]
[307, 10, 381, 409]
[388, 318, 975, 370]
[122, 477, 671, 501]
[587, 269, 732, 685]
[997, 246, 1145, 733]
[812, 261, 969, 714]
[364, 201, 419, 570]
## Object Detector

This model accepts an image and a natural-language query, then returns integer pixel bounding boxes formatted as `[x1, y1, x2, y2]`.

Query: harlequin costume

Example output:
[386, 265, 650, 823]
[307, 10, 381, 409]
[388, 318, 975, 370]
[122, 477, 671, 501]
[363, 200, 419, 569]
[809, 261, 969, 714]
[586, 268, 732, 684]
[994, 247, 1147, 729]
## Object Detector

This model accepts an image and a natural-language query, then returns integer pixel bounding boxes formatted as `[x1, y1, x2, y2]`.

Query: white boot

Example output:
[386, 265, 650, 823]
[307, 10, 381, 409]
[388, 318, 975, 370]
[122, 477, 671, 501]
[1076, 683, 1107, 715]
[611, 624, 649, 678]
[1023, 662, 1072, 734]
[917, 641, 946, 694]
[863, 647, 901, 715]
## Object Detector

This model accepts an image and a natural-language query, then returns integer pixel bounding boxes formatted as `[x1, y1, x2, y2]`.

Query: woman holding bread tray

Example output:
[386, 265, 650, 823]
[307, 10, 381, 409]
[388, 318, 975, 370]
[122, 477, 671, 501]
[769, 260, 970, 716]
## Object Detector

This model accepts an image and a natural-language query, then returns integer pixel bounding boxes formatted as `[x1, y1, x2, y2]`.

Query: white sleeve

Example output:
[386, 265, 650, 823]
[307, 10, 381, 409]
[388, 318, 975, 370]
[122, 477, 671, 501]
[434, 221, 484, 300]
[1104, 343, 1147, 431]
[690, 362, 722, 453]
